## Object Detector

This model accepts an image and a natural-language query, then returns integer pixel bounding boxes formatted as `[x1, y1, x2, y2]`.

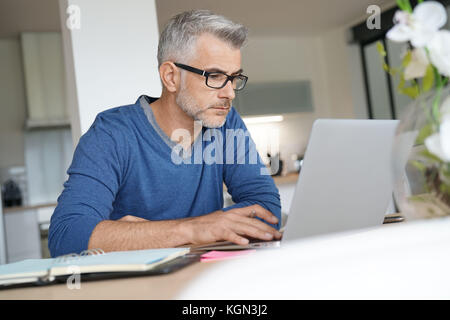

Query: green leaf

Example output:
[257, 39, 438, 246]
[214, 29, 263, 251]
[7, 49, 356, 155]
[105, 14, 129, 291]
[396, 0, 413, 12]
[410, 160, 427, 172]
[388, 67, 399, 77]
[415, 123, 434, 145]
[398, 74, 406, 90]
[432, 64, 443, 88]
[404, 0, 413, 13]
[397, 73, 420, 99]
[401, 51, 412, 68]
[376, 42, 386, 57]
[439, 183, 450, 195]
[419, 149, 444, 163]
[422, 64, 434, 92]
[409, 195, 428, 203]
[396, 0, 407, 11]
[400, 85, 420, 99]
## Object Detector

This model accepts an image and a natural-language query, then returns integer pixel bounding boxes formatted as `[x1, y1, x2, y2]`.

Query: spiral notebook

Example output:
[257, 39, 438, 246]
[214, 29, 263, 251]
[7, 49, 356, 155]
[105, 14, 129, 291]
[0, 247, 190, 287]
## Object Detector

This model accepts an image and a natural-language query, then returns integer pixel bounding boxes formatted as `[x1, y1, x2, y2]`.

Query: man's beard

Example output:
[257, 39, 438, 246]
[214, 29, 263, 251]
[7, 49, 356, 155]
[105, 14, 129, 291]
[176, 83, 231, 129]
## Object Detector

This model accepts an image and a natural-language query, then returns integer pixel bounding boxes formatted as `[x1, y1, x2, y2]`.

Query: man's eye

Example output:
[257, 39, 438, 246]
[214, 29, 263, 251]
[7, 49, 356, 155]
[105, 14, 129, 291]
[209, 74, 224, 79]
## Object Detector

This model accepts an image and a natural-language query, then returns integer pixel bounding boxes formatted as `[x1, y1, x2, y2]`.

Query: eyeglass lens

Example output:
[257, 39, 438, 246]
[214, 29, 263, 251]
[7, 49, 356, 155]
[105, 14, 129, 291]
[207, 73, 246, 90]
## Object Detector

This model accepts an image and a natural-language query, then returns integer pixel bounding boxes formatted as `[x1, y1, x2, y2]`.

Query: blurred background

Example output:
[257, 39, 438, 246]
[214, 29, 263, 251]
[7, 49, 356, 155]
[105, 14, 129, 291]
[0, 0, 449, 263]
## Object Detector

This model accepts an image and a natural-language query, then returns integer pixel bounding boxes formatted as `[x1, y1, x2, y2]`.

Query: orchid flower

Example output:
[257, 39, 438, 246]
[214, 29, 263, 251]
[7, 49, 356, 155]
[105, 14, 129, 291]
[427, 30, 450, 78]
[404, 48, 429, 80]
[425, 97, 450, 162]
[424, 119, 450, 162]
[387, 1, 447, 48]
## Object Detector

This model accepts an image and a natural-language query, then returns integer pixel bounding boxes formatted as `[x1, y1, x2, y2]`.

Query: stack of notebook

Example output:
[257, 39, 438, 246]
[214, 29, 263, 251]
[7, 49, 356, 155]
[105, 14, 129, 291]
[0, 247, 191, 288]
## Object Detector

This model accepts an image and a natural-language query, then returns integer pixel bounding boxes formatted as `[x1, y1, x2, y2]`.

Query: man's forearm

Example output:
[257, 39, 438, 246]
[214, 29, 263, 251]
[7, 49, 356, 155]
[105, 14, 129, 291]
[87, 218, 190, 252]
[87, 205, 281, 252]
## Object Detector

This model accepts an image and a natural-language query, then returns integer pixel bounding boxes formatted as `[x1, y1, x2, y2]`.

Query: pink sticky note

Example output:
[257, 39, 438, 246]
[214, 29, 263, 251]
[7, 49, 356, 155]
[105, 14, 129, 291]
[200, 250, 256, 262]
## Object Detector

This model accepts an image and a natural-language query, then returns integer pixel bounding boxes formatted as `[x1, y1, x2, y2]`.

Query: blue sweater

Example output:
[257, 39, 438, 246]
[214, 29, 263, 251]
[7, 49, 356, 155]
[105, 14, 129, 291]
[48, 95, 281, 257]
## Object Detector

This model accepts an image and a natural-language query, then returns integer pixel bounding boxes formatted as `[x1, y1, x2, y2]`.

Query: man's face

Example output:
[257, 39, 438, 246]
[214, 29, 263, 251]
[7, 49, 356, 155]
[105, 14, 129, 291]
[176, 33, 242, 128]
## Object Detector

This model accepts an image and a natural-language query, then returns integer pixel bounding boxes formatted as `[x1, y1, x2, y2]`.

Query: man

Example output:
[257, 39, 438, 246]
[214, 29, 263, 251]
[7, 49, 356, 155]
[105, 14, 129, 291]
[49, 10, 282, 257]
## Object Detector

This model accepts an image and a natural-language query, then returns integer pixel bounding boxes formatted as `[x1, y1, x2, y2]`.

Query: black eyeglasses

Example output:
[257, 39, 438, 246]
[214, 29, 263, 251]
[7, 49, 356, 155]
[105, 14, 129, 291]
[174, 62, 248, 91]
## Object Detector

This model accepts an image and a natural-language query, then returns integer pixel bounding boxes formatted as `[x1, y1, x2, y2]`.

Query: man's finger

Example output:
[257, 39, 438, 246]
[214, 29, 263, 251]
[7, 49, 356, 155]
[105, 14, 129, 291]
[230, 221, 277, 241]
[223, 230, 249, 246]
[234, 205, 279, 225]
[236, 216, 282, 239]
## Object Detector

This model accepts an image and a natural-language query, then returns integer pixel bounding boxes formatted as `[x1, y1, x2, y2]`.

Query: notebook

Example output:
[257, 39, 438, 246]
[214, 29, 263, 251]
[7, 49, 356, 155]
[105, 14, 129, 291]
[0, 247, 189, 287]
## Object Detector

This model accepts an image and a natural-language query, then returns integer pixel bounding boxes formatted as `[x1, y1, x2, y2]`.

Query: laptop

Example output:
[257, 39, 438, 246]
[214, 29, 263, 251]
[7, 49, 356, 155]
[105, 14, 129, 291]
[191, 119, 400, 251]
[282, 118, 399, 241]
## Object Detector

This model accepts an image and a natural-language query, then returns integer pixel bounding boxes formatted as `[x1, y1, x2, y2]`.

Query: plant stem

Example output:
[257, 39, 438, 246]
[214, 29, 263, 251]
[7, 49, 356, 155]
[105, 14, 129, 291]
[432, 82, 443, 130]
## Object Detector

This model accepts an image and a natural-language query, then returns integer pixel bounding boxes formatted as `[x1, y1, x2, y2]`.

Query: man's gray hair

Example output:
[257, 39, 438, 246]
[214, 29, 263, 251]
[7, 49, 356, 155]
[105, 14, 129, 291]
[157, 10, 248, 67]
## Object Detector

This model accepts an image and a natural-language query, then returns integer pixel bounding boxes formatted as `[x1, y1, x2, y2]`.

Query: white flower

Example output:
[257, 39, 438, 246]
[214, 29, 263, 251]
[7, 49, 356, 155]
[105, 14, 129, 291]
[404, 48, 429, 80]
[425, 114, 450, 162]
[387, 1, 447, 47]
[427, 30, 450, 78]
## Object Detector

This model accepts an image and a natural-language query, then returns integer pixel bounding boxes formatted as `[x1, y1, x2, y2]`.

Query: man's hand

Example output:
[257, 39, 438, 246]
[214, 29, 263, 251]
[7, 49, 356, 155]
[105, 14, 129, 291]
[181, 204, 282, 246]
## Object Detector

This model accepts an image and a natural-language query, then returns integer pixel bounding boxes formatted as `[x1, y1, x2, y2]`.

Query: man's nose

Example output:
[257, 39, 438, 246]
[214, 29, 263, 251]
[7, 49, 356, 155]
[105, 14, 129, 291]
[218, 80, 235, 101]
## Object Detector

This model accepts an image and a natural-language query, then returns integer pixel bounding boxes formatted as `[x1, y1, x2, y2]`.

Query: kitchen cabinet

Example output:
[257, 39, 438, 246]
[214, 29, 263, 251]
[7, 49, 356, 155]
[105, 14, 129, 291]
[3, 204, 56, 263]
[25, 128, 72, 206]
[233, 80, 314, 116]
[20, 32, 73, 208]
[20, 32, 69, 129]
[4, 209, 41, 263]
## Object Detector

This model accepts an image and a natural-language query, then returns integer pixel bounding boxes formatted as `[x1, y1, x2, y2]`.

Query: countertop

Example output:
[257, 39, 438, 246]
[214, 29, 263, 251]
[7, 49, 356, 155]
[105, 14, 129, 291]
[2, 203, 57, 214]
[2, 174, 299, 214]
[272, 172, 299, 185]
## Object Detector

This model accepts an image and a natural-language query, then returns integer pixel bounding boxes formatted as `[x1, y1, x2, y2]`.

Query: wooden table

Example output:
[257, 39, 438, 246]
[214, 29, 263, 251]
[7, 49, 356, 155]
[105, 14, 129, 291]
[0, 213, 404, 299]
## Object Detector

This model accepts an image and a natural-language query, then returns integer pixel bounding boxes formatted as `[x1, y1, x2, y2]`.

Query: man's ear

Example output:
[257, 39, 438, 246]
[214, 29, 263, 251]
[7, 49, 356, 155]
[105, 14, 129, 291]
[159, 62, 180, 93]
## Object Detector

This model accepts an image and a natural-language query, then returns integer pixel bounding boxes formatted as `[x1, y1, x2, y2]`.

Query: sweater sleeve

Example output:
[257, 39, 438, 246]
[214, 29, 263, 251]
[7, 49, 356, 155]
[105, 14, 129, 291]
[221, 108, 281, 230]
[48, 114, 126, 257]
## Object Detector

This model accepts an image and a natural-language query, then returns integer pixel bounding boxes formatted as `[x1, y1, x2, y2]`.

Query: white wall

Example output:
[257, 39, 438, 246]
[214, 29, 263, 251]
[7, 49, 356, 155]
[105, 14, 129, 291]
[241, 30, 357, 170]
[242, 36, 325, 168]
[319, 27, 356, 119]
[238, 3, 401, 168]
[59, 0, 162, 144]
